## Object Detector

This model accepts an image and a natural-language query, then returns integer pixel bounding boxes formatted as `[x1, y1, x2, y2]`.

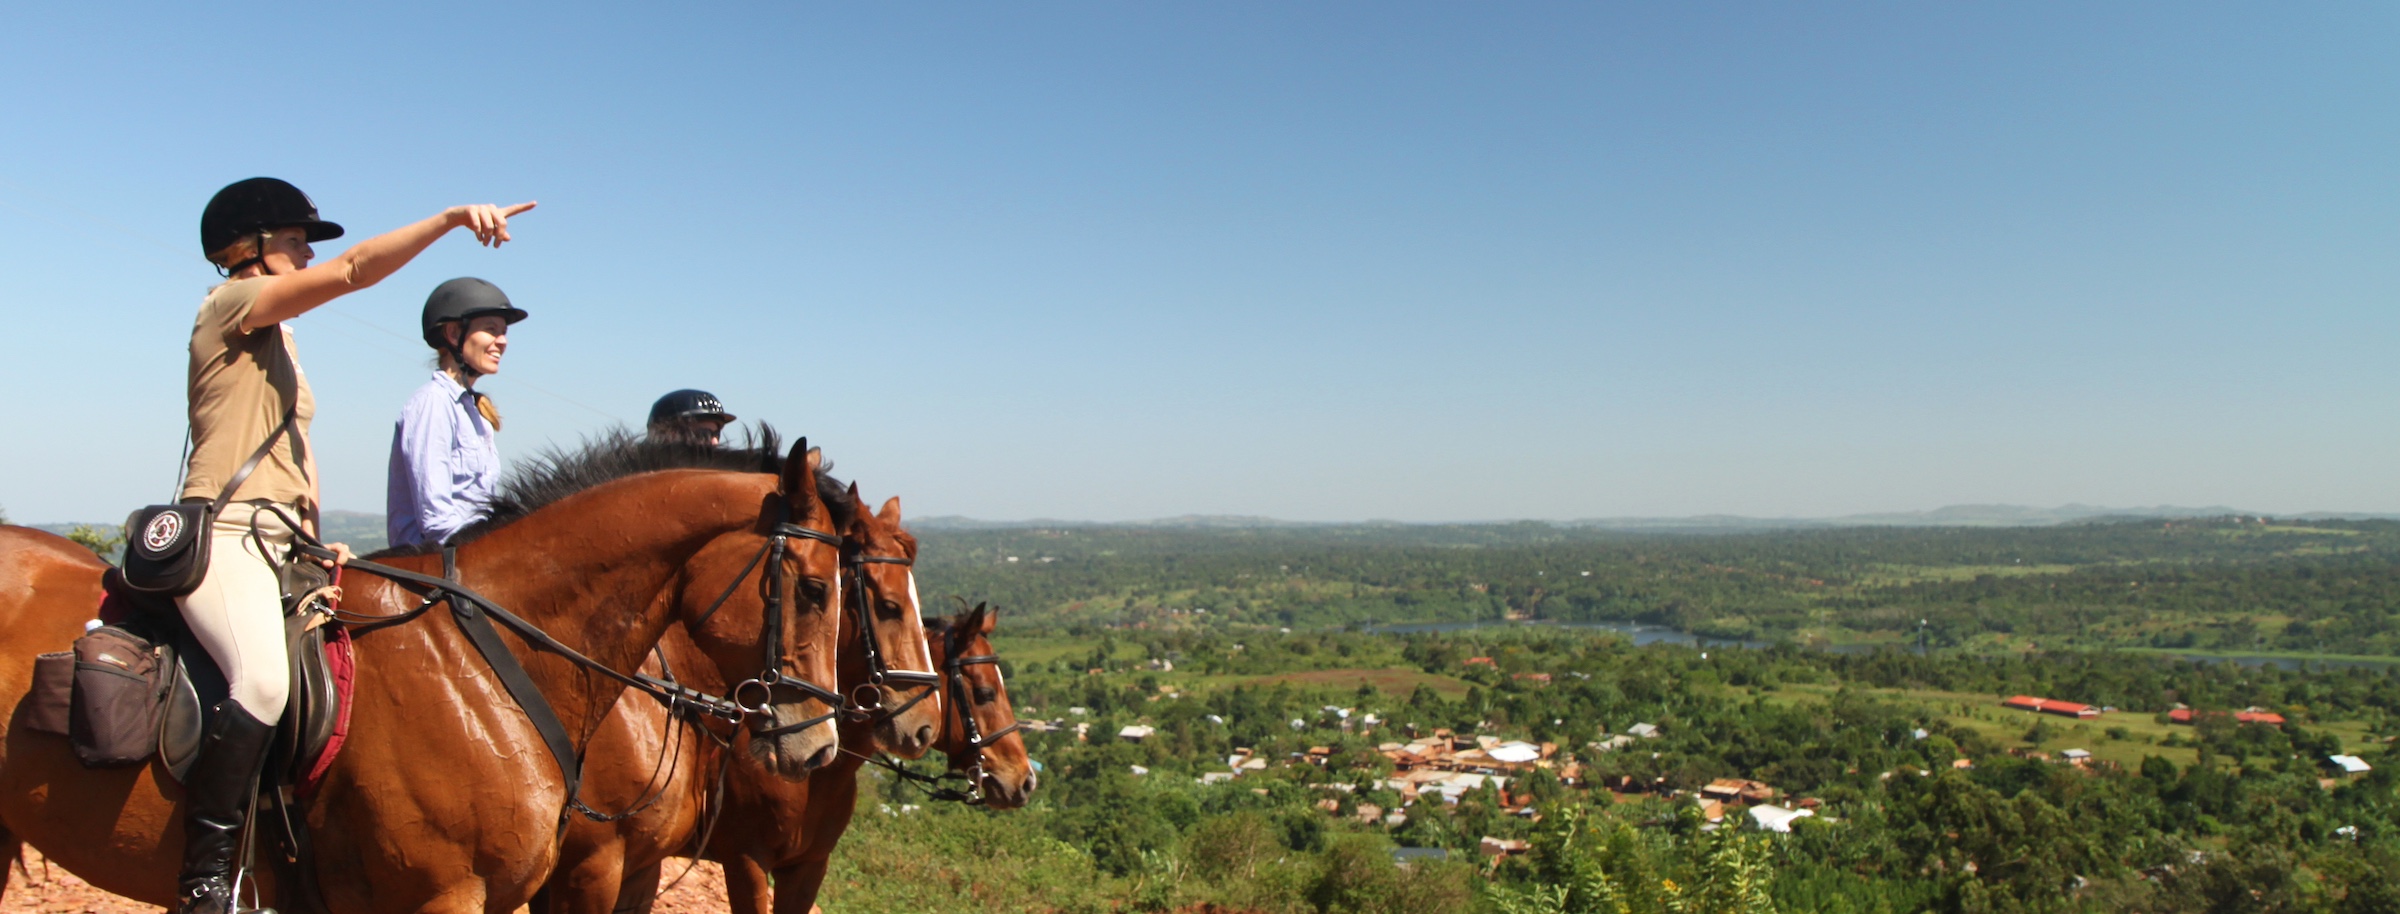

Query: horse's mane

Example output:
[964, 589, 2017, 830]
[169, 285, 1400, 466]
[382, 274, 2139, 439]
[377, 423, 852, 555]
[923, 605, 986, 646]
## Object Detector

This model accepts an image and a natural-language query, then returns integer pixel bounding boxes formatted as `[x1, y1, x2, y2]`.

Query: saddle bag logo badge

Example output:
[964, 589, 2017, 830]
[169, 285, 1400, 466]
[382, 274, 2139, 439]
[141, 512, 184, 554]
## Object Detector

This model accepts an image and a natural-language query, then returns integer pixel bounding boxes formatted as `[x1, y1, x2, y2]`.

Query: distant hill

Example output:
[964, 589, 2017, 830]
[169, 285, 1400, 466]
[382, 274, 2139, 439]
[28, 509, 389, 555]
[910, 514, 1327, 531]
[32, 504, 2397, 541]
[916, 504, 2397, 532]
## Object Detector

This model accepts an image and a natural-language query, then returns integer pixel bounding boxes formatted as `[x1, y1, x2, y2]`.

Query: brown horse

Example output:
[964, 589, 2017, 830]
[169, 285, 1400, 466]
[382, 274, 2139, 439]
[716, 600, 1038, 914]
[545, 495, 1015, 914]
[0, 436, 845, 913]
[531, 479, 933, 914]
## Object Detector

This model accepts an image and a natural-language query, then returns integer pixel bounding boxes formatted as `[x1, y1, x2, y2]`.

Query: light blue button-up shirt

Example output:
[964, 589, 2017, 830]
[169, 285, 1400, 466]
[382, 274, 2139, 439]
[387, 371, 499, 549]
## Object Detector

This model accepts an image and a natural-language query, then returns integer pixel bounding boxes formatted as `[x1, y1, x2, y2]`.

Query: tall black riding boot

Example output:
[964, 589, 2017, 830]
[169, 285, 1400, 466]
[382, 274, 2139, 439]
[178, 700, 274, 914]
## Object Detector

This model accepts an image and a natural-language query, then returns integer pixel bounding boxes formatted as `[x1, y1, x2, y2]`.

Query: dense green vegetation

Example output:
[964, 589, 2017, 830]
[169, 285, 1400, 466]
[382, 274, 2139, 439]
[822, 624, 2398, 913]
[914, 517, 2400, 658]
[17, 509, 2397, 909]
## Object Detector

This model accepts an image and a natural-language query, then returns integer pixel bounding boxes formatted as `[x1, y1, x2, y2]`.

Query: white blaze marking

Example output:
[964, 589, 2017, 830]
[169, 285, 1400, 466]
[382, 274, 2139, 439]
[906, 572, 934, 673]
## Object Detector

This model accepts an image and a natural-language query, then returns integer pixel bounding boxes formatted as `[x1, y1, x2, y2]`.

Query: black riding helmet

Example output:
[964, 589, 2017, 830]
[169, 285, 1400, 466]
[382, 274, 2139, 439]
[199, 178, 344, 276]
[648, 389, 736, 427]
[421, 277, 529, 378]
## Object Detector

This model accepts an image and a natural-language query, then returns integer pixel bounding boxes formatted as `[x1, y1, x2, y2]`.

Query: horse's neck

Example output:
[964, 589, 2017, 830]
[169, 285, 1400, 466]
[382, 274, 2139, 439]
[449, 473, 768, 720]
[837, 595, 870, 690]
[929, 632, 963, 755]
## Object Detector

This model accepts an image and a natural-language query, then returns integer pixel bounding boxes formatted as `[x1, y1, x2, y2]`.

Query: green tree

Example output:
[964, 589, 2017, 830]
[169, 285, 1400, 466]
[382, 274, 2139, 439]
[1677, 825, 1776, 914]
[67, 524, 124, 563]
[1188, 811, 1279, 884]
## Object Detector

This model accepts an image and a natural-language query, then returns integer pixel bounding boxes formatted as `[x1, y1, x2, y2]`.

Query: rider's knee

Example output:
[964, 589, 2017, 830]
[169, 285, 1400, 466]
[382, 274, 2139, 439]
[233, 670, 290, 722]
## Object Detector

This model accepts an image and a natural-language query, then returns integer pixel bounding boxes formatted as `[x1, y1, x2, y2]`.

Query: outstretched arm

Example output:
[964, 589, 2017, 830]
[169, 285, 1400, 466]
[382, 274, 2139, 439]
[242, 202, 536, 331]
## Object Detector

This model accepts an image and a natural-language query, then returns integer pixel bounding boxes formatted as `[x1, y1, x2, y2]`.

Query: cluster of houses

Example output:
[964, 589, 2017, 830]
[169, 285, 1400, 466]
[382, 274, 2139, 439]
[2166, 707, 2287, 727]
[1376, 729, 1561, 807]
[2005, 694, 2301, 730]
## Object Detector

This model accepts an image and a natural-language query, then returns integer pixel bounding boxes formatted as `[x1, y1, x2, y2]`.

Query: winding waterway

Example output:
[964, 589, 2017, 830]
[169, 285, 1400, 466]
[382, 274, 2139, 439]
[1362, 619, 2398, 669]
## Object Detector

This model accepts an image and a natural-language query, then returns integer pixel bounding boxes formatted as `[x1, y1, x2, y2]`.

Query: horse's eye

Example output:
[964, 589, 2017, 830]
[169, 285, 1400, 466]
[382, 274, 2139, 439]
[801, 579, 830, 601]
[878, 599, 905, 618]
[974, 687, 998, 704]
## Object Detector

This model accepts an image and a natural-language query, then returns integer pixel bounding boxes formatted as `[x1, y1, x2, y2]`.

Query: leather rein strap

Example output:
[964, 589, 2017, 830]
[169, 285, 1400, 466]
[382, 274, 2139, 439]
[299, 543, 759, 823]
[294, 501, 855, 821]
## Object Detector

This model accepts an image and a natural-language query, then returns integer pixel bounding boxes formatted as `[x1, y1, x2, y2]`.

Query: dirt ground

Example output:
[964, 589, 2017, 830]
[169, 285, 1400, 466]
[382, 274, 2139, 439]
[0, 847, 737, 914]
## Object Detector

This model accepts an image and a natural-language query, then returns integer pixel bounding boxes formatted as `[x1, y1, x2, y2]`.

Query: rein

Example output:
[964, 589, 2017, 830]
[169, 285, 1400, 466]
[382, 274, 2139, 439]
[318, 548, 751, 723]
[279, 499, 850, 821]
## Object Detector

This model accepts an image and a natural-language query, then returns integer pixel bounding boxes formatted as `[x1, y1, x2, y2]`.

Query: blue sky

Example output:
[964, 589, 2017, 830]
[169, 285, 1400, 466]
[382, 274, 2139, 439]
[2, 3, 2394, 524]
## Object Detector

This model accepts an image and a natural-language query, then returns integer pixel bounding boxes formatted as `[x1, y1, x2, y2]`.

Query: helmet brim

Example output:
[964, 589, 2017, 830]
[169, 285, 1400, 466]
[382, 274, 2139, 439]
[299, 220, 345, 243]
[458, 306, 530, 325]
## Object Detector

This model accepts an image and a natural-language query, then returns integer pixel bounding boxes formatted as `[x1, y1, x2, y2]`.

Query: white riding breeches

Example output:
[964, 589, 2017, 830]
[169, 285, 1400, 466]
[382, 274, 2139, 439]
[171, 501, 296, 722]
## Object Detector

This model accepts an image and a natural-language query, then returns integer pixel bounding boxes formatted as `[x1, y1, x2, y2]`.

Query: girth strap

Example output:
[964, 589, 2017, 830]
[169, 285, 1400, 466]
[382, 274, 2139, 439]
[439, 547, 585, 807]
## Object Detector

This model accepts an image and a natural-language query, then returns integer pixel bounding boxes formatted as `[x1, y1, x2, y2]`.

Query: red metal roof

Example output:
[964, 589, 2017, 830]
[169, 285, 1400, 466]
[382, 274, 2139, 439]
[2002, 695, 2097, 715]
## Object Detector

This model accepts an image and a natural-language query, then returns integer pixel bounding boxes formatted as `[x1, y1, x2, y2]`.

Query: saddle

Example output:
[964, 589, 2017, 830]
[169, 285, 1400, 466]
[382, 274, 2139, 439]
[28, 566, 354, 792]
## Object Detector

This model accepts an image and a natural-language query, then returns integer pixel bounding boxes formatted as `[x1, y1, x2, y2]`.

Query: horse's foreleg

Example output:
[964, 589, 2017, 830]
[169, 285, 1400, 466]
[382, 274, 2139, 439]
[772, 860, 831, 914]
[721, 857, 774, 914]
[531, 842, 625, 914]
[0, 825, 18, 906]
[608, 861, 660, 914]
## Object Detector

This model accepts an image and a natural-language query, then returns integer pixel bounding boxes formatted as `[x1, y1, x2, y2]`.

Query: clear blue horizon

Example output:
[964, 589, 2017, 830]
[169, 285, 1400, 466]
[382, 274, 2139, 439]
[3, 3, 2395, 525]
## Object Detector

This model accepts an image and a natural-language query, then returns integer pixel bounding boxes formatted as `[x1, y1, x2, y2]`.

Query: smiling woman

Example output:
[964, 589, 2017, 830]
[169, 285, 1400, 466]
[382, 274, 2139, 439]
[386, 277, 530, 551]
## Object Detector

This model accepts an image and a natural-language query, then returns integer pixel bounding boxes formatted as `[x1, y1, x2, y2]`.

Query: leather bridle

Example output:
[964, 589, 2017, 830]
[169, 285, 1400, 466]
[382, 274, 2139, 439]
[838, 545, 941, 721]
[939, 623, 1024, 804]
[864, 610, 1026, 806]
[688, 505, 848, 740]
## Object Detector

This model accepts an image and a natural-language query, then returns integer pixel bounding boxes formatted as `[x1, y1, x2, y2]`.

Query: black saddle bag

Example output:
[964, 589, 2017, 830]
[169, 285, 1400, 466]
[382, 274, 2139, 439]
[120, 407, 297, 596]
[121, 503, 213, 596]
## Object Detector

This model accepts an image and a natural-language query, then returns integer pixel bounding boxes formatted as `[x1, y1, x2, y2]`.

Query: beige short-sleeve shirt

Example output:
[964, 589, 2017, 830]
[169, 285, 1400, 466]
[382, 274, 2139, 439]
[180, 277, 318, 508]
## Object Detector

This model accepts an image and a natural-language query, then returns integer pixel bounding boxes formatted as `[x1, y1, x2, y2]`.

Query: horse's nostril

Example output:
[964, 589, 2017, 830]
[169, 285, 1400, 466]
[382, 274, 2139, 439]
[914, 725, 934, 747]
[805, 744, 838, 771]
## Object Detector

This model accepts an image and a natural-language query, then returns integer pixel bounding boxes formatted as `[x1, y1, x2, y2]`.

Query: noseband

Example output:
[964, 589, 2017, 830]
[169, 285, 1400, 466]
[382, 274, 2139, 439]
[688, 511, 848, 740]
[840, 547, 942, 720]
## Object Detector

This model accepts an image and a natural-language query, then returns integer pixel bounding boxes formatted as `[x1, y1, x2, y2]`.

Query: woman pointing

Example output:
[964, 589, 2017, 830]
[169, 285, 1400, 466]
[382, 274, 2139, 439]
[177, 177, 532, 914]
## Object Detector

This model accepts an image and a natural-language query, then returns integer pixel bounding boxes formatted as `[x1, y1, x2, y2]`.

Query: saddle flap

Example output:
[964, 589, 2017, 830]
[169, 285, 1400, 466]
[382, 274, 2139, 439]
[161, 643, 203, 781]
[161, 619, 351, 791]
[272, 615, 342, 783]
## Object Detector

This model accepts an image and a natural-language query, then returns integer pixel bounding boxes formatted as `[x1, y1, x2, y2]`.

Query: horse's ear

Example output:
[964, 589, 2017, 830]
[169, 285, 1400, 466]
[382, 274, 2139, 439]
[975, 601, 997, 636]
[879, 496, 902, 524]
[781, 437, 819, 500]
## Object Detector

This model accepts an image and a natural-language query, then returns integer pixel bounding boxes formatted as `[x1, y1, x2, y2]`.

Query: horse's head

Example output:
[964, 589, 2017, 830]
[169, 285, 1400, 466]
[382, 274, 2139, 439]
[676, 438, 847, 776]
[839, 491, 943, 759]
[933, 602, 1035, 808]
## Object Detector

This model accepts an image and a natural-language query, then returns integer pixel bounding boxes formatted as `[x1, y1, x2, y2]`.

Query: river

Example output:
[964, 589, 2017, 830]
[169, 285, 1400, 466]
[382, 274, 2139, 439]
[1363, 620, 2398, 668]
